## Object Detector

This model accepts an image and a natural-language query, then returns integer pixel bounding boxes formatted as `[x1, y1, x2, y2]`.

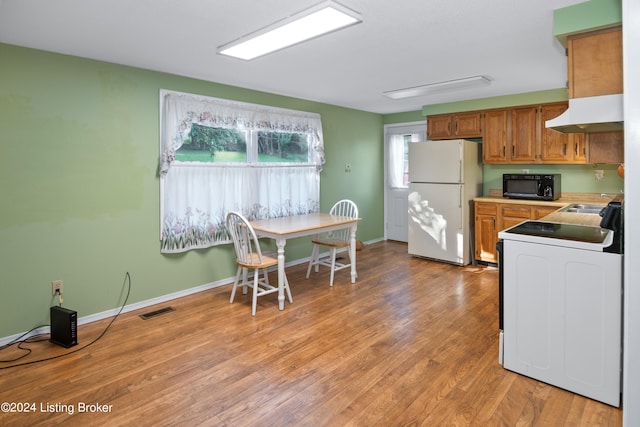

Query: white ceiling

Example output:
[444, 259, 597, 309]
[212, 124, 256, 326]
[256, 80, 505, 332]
[0, 0, 586, 114]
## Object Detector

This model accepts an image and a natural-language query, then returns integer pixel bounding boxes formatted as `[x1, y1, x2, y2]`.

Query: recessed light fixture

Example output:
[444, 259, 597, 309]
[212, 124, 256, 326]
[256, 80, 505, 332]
[383, 76, 491, 100]
[218, 1, 362, 60]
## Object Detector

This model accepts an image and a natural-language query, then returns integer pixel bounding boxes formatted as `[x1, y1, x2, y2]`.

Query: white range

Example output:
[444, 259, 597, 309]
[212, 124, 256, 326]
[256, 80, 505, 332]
[498, 220, 623, 407]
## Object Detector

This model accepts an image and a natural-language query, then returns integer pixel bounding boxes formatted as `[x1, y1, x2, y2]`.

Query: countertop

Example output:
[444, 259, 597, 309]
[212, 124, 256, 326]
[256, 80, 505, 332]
[541, 210, 603, 227]
[474, 190, 608, 227]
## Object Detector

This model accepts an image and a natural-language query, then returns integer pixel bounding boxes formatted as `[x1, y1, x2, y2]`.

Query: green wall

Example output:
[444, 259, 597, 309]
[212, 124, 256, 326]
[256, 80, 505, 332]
[421, 89, 569, 116]
[482, 164, 624, 195]
[553, 0, 622, 45]
[0, 43, 384, 338]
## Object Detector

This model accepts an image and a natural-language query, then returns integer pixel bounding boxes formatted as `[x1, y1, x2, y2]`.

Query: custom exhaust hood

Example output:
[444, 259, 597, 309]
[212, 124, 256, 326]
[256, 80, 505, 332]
[545, 93, 624, 133]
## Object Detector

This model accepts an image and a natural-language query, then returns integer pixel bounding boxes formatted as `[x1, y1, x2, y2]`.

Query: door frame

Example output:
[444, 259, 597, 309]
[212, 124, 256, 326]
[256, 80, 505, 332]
[383, 121, 426, 242]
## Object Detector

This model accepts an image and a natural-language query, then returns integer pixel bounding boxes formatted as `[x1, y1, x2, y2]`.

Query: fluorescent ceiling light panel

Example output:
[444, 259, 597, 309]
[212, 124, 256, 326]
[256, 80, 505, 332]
[218, 1, 362, 60]
[383, 76, 491, 100]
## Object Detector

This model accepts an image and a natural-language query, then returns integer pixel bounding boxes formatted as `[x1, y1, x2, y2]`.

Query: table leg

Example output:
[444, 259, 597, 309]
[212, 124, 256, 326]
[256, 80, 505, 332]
[350, 225, 357, 283]
[275, 237, 287, 310]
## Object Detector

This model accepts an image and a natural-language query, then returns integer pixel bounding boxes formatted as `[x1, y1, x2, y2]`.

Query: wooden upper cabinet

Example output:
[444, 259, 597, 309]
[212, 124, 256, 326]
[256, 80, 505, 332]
[510, 106, 538, 163]
[426, 115, 453, 140]
[482, 109, 509, 163]
[588, 131, 624, 164]
[568, 26, 623, 98]
[540, 102, 587, 164]
[427, 111, 482, 140]
[481, 102, 588, 165]
[454, 112, 482, 138]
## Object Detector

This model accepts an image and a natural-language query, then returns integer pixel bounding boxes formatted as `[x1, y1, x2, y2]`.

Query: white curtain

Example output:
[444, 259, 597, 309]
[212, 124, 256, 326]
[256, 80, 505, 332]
[387, 132, 422, 189]
[388, 134, 406, 189]
[159, 90, 324, 253]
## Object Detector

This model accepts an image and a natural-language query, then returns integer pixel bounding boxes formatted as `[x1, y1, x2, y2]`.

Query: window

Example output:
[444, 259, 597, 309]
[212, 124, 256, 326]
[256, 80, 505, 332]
[175, 126, 311, 164]
[388, 134, 417, 189]
[176, 125, 248, 163]
[159, 90, 324, 253]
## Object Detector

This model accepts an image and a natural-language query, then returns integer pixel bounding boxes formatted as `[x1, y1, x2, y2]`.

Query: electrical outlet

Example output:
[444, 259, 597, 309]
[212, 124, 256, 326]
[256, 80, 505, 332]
[51, 280, 63, 296]
[521, 169, 530, 174]
[345, 163, 352, 173]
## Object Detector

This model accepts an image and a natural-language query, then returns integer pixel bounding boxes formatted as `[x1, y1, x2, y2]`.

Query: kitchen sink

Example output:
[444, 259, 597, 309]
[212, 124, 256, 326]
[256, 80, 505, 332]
[559, 204, 605, 214]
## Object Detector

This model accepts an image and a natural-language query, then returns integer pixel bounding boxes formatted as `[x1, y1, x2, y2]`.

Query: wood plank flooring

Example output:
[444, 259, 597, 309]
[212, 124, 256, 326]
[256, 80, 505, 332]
[0, 241, 622, 426]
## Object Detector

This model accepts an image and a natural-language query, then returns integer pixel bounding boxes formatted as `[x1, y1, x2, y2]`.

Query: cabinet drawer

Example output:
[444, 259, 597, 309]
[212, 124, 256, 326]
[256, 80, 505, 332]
[532, 206, 560, 219]
[476, 202, 497, 215]
[501, 205, 531, 218]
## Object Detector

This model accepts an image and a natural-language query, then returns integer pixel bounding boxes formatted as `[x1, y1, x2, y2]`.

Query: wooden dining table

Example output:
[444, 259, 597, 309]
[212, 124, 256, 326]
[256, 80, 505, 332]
[250, 212, 361, 310]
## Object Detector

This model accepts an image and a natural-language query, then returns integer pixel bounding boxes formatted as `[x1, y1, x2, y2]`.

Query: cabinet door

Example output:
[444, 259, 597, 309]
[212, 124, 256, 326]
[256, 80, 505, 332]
[482, 109, 509, 163]
[454, 112, 482, 138]
[568, 26, 623, 98]
[540, 103, 572, 163]
[427, 115, 452, 140]
[540, 103, 587, 164]
[474, 202, 498, 263]
[588, 131, 624, 164]
[510, 106, 538, 163]
[571, 133, 587, 163]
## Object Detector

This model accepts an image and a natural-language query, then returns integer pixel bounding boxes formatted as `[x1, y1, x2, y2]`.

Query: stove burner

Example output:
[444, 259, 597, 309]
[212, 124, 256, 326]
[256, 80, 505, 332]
[506, 221, 609, 244]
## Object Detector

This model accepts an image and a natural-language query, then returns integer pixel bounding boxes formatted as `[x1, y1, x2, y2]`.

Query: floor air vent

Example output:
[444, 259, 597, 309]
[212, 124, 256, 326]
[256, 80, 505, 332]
[139, 306, 175, 320]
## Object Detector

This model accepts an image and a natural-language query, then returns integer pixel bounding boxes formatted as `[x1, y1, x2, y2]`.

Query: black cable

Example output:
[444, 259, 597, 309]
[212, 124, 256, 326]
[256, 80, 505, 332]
[0, 272, 131, 370]
[0, 325, 49, 363]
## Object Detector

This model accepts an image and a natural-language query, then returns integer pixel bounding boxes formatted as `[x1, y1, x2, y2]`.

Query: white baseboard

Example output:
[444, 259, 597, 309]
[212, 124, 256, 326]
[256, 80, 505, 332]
[0, 237, 383, 346]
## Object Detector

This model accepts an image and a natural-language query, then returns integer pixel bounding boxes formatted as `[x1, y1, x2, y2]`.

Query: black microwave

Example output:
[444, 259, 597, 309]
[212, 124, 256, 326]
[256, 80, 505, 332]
[503, 174, 561, 201]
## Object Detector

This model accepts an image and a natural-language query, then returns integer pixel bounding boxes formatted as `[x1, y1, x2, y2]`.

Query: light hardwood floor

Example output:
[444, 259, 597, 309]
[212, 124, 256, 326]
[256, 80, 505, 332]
[0, 241, 622, 426]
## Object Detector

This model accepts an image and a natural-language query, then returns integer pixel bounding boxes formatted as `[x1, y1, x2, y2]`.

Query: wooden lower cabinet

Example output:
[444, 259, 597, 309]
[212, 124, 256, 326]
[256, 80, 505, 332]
[532, 205, 561, 219]
[500, 205, 531, 231]
[474, 202, 498, 263]
[474, 200, 562, 263]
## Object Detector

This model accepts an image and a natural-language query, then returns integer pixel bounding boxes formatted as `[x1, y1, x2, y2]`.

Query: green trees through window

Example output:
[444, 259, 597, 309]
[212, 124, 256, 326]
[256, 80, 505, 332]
[176, 124, 310, 163]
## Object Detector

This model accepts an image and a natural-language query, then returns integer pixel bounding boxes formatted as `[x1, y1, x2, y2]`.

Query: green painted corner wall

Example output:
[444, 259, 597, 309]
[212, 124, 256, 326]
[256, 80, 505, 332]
[0, 43, 384, 338]
[553, 0, 622, 45]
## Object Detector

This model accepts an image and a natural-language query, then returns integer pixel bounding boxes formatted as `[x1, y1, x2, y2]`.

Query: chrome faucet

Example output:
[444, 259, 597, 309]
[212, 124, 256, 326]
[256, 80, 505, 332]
[600, 193, 615, 201]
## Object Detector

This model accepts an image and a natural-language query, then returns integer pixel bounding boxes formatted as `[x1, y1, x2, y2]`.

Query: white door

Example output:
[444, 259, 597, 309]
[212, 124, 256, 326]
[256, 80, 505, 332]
[384, 122, 426, 242]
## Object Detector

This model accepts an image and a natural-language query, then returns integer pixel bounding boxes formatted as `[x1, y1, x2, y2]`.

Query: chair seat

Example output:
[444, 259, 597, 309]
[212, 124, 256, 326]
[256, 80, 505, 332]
[311, 237, 350, 248]
[237, 253, 278, 269]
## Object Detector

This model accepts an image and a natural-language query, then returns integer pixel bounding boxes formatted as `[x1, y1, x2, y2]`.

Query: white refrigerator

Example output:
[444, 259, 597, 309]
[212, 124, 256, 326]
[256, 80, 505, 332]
[408, 139, 482, 265]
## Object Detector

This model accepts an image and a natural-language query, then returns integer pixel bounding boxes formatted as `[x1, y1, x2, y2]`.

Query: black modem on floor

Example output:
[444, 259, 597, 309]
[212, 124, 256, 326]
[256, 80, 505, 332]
[50, 306, 78, 348]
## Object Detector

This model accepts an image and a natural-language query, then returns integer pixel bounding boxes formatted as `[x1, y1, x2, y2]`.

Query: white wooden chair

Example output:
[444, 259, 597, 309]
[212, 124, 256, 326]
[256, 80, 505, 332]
[306, 199, 359, 286]
[226, 212, 292, 315]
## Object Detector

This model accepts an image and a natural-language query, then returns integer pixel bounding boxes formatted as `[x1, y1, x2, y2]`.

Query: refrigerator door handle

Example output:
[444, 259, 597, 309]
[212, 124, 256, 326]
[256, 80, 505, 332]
[459, 185, 463, 229]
